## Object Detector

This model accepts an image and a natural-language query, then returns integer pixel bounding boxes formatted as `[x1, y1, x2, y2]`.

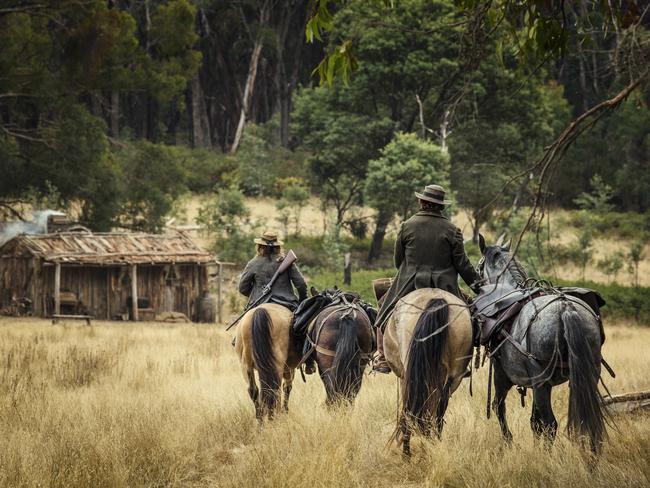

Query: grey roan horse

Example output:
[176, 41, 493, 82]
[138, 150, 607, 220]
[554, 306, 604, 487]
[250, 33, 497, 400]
[475, 235, 608, 454]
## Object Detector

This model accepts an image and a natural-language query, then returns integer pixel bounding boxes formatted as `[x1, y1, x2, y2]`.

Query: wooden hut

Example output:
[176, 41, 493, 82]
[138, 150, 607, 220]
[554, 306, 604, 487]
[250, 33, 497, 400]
[0, 231, 214, 322]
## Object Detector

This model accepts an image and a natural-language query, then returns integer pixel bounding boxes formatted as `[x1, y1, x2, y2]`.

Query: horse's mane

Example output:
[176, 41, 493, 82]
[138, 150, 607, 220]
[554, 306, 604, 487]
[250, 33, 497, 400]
[488, 247, 528, 286]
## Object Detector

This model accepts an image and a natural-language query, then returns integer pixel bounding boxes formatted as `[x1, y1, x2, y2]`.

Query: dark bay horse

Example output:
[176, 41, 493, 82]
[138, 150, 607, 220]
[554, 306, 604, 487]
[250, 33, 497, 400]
[475, 235, 608, 454]
[305, 297, 375, 405]
[235, 303, 300, 421]
[383, 288, 474, 456]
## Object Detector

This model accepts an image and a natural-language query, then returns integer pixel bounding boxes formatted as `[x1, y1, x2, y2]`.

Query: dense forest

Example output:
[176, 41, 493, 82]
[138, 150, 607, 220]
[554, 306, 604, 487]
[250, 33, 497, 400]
[1, 0, 649, 248]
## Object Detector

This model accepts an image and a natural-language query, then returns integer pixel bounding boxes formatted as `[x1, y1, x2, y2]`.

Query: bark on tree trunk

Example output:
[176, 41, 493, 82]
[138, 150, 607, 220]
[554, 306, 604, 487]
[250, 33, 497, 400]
[368, 210, 393, 263]
[190, 76, 212, 149]
[230, 39, 263, 153]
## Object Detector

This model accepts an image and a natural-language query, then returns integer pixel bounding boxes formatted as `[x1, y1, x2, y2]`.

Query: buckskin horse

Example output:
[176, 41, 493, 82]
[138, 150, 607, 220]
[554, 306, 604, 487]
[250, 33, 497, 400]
[383, 288, 474, 456]
[235, 303, 300, 421]
[301, 289, 375, 405]
[475, 235, 608, 454]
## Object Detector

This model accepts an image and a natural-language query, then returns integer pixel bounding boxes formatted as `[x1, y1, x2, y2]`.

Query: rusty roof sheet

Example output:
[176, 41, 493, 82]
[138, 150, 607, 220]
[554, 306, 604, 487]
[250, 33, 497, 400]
[0, 232, 214, 265]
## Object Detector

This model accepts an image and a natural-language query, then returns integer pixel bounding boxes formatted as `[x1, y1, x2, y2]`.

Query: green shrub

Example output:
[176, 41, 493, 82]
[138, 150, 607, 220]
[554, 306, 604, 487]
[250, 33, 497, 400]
[307, 268, 395, 304]
[553, 278, 650, 323]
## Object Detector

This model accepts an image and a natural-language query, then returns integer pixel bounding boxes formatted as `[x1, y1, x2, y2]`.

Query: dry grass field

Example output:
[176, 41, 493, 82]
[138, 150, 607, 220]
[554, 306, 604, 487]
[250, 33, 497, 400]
[0, 317, 648, 487]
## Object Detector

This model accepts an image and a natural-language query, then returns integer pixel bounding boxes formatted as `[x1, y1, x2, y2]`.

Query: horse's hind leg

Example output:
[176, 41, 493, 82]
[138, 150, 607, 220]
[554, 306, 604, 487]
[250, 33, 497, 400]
[246, 370, 262, 421]
[282, 368, 294, 412]
[530, 384, 557, 444]
[400, 414, 411, 457]
[434, 380, 451, 438]
[492, 360, 513, 442]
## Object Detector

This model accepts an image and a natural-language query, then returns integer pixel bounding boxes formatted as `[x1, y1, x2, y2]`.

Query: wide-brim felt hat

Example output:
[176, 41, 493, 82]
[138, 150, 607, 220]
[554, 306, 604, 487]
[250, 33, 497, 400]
[254, 230, 283, 246]
[415, 184, 451, 205]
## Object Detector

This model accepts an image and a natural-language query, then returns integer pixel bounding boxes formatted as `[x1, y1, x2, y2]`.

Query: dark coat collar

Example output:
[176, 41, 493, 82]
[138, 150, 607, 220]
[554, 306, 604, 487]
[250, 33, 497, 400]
[415, 210, 447, 219]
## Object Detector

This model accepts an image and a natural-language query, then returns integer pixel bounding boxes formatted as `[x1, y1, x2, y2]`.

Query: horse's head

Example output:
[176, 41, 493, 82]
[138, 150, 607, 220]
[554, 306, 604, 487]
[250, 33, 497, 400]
[477, 233, 525, 288]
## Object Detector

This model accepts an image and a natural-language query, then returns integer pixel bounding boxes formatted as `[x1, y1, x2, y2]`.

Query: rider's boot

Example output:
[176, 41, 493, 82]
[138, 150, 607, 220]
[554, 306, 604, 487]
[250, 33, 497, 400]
[372, 327, 391, 374]
[304, 355, 316, 375]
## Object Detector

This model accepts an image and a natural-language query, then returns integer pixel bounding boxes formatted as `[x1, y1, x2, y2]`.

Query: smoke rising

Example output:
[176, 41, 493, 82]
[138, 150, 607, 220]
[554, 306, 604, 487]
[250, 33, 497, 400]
[0, 210, 65, 247]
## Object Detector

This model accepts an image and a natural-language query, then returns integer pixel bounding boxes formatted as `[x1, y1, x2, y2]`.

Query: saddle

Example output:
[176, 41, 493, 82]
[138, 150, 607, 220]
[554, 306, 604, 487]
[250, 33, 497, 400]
[292, 290, 377, 338]
[473, 285, 606, 346]
[474, 287, 545, 345]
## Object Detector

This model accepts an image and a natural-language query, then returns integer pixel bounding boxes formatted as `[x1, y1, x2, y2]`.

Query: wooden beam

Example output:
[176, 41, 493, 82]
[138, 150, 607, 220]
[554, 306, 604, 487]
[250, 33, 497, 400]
[54, 262, 61, 316]
[130, 264, 138, 321]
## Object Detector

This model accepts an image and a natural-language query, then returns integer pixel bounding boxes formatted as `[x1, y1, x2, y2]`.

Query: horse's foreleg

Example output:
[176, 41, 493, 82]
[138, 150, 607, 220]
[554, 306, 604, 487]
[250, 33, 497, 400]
[282, 368, 294, 412]
[531, 384, 557, 444]
[492, 360, 513, 442]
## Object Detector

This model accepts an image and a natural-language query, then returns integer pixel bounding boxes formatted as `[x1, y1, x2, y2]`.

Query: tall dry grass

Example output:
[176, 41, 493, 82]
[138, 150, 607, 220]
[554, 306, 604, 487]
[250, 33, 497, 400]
[0, 317, 648, 487]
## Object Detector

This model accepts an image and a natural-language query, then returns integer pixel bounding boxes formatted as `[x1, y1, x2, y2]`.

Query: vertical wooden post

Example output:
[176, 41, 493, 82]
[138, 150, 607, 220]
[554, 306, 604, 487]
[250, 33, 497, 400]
[105, 268, 110, 320]
[217, 262, 223, 324]
[54, 262, 61, 316]
[130, 264, 138, 321]
[343, 253, 352, 286]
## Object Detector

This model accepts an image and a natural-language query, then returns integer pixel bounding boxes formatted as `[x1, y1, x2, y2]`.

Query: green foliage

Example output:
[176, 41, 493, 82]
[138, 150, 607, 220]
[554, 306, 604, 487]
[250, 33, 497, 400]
[626, 240, 646, 288]
[308, 268, 394, 304]
[573, 175, 615, 214]
[292, 86, 393, 224]
[113, 141, 187, 232]
[558, 95, 650, 212]
[553, 279, 650, 323]
[173, 147, 239, 193]
[598, 252, 625, 284]
[275, 180, 310, 236]
[365, 133, 450, 219]
[197, 186, 255, 263]
[236, 121, 309, 197]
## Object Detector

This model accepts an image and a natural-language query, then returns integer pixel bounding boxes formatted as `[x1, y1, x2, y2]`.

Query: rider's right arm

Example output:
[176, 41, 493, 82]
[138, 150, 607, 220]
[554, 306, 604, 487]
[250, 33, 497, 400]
[238, 260, 255, 297]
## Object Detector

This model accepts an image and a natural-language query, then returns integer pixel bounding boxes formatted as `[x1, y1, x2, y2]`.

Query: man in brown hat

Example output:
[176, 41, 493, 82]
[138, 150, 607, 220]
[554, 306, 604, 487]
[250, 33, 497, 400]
[239, 231, 308, 309]
[372, 185, 480, 373]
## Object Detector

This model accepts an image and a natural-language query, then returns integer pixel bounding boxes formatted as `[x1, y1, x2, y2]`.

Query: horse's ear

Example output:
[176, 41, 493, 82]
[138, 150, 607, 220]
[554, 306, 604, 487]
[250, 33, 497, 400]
[310, 286, 319, 297]
[479, 233, 486, 254]
[495, 232, 506, 247]
[502, 239, 512, 252]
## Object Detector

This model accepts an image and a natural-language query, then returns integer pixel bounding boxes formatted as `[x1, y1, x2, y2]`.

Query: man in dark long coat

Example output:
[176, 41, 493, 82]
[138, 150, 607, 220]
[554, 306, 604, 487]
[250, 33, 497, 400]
[373, 184, 480, 373]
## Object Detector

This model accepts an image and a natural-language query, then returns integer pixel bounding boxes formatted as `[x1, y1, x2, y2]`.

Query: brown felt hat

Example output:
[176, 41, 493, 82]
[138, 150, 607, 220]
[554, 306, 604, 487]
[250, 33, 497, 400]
[254, 230, 283, 246]
[415, 184, 451, 205]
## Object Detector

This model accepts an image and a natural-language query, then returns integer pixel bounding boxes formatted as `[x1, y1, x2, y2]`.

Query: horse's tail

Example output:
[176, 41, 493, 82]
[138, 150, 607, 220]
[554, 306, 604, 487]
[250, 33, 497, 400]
[251, 307, 280, 415]
[332, 312, 362, 400]
[403, 298, 449, 434]
[561, 301, 607, 454]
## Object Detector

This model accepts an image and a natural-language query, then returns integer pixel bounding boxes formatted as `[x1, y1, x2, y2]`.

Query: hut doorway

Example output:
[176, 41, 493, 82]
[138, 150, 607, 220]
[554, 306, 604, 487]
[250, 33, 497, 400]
[164, 265, 179, 312]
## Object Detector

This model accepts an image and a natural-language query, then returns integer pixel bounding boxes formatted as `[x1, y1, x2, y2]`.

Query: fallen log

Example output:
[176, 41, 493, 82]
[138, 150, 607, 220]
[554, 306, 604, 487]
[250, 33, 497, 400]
[603, 391, 650, 414]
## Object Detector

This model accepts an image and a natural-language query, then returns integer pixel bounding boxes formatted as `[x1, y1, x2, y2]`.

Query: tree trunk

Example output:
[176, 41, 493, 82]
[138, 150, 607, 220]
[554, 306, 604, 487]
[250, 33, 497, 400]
[110, 91, 119, 137]
[190, 75, 212, 149]
[368, 210, 393, 263]
[230, 38, 263, 153]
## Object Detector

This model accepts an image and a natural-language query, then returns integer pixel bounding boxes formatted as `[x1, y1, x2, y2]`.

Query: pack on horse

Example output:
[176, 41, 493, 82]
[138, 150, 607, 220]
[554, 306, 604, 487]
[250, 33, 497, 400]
[474, 234, 610, 454]
[294, 288, 376, 404]
[383, 288, 474, 456]
[232, 231, 308, 420]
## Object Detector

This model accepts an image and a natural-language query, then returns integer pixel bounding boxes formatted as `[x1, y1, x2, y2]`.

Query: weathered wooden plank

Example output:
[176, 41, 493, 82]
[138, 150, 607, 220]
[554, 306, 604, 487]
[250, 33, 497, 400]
[54, 262, 61, 316]
[130, 264, 138, 321]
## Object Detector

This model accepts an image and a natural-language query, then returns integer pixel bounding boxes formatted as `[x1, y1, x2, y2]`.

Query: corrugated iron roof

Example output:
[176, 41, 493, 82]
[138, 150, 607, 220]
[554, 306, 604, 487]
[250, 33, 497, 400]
[0, 232, 214, 265]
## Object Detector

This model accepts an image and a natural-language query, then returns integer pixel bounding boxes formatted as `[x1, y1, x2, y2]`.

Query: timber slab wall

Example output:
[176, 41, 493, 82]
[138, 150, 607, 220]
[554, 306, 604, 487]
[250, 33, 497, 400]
[0, 232, 214, 321]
